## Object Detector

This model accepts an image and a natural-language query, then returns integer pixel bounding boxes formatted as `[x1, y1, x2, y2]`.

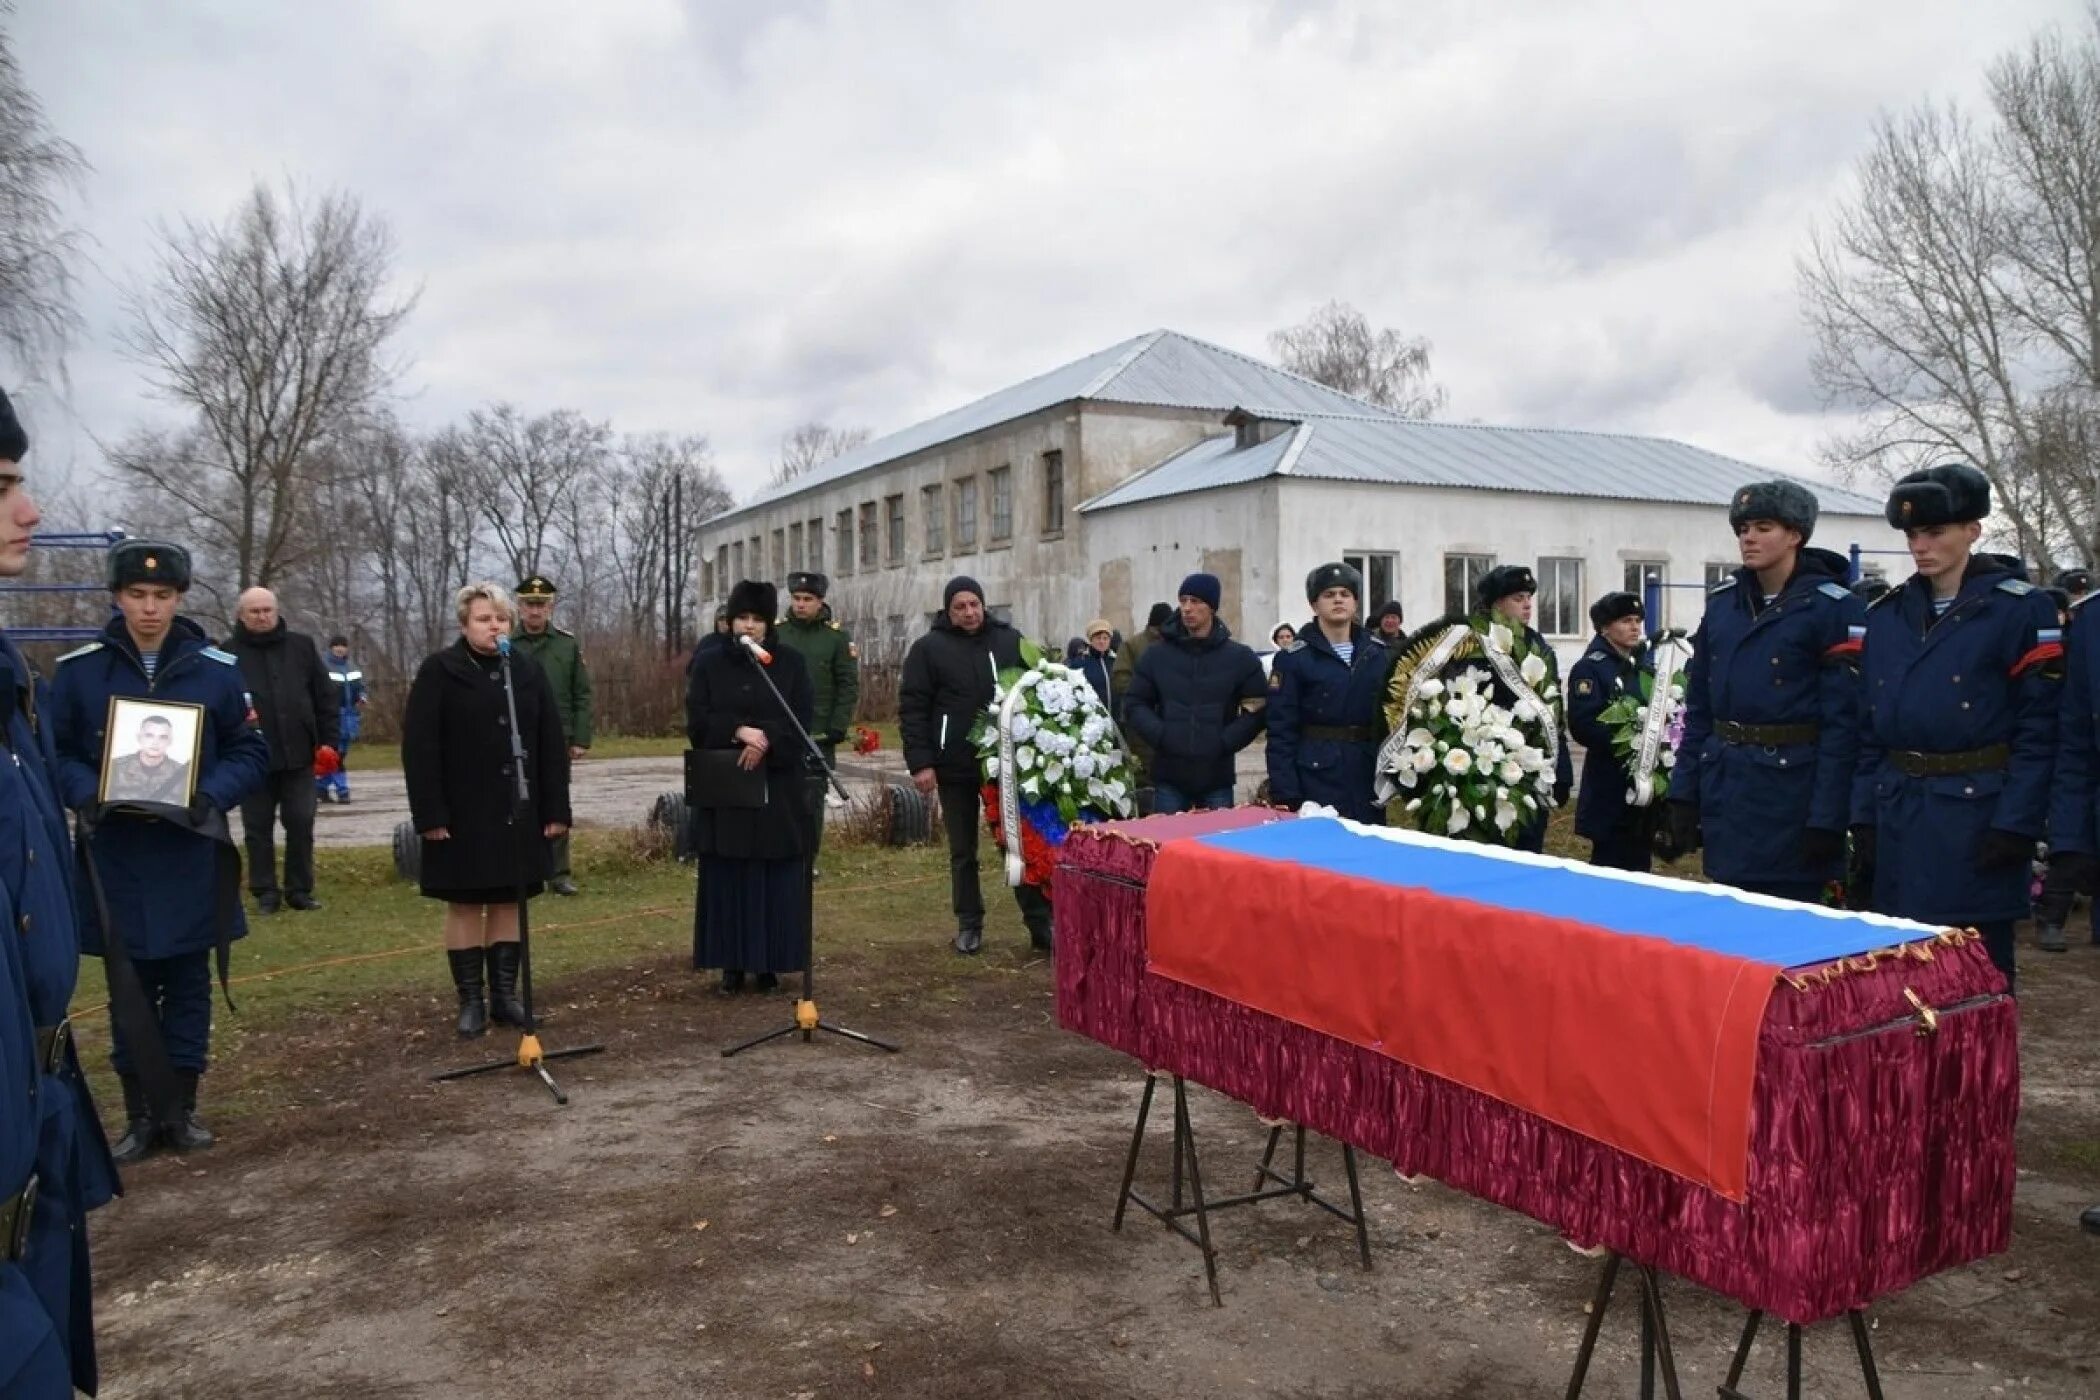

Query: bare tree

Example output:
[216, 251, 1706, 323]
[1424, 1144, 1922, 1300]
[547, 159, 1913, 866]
[1801, 7, 2100, 569]
[0, 1, 87, 377]
[602, 432, 731, 644]
[460, 403, 611, 581]
[1268, 301, 1447, 417]
[118, 180, 415, 587]
[768, 419, 870, 488]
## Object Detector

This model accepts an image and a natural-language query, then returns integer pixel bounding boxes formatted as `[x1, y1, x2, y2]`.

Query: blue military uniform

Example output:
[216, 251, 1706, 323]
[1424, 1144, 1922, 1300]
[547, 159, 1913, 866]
[2046, 592, 2100, 950]
[1, 917, 68, 1397]
[1265, 624, 1391, 822]
[1667, 546, 1864, 900]
[1567, 632, 1657, 872]
[2, 632, 119, 1394]
[1855, 560, 2059, 985]
[46, 615, 269, 1081]
[318, 647, 365, 802]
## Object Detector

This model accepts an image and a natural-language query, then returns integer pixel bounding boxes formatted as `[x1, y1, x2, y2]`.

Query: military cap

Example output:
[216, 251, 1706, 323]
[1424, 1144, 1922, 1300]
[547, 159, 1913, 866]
[2058, 567, 2093, 596]
[1885, 463, 1989, 531]
[1588, 590, 1643, 630]
[515, 574, 559, 600]
[0, 385, 26, 462]
[1849, 577, 1891, 604]
[786, 570, 829, 599]
[107, 539, 192, 592]
[1305, 560, 1363, 603]
[1475, 564, 1537, 610]
[1728, 479, 1820, 541]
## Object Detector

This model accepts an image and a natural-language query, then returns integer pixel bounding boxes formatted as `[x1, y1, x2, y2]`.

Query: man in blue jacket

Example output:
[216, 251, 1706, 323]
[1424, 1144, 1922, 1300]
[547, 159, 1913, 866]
[318, 635, 366, 805]
[1, 387, 116, 1397]
[1855, 463, 2058, 991]
[1663, 481, 1864, 901]
[1266, 561, 1390, 821]
[1124, 573, 1266, 813]
[1567, 591, 1658, 872]
[46, 540, 269, 1163]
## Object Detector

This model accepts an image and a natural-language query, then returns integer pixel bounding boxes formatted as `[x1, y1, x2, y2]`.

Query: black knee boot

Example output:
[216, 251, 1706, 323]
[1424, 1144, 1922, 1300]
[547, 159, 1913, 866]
[448, 947, 488, 1038]
[164, 1071, 214, 1152]
[487, 941, 528, 1027]
[110, 1070, 157, 1165]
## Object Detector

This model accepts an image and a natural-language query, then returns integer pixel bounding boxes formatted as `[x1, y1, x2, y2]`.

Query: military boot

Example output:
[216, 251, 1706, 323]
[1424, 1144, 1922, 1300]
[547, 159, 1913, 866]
[110, 1070, 157, 1165]
[164, 1072, 215, 1152]
[2037, 922, 2068, 953]
[448, 947, 488, 1038]
[487, 941, 528, 1027]
[1026, 918, 1054, 952]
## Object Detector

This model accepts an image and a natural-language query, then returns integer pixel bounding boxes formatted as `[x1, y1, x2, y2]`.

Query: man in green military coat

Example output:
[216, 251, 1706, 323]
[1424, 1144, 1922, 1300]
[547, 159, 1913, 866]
[513, 573, 593, 894]
[776, 571, 859, 846]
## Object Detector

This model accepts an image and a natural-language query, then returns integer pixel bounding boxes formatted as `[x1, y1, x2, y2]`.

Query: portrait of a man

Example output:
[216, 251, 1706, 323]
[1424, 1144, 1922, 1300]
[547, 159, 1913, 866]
[100, 698, 204, 807]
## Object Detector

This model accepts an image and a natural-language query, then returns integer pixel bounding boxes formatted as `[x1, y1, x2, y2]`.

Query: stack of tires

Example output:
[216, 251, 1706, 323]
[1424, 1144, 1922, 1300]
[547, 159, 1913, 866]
[650, 791, 697, 862]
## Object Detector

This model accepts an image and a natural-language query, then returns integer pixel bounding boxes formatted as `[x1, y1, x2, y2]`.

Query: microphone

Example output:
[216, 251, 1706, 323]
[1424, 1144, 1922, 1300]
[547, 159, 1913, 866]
[738, 633, 773, 665]
[496, 635, 512, 657]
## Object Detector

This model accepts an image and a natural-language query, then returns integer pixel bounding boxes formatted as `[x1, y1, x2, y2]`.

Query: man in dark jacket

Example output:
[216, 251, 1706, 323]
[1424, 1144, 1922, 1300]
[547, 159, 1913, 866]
[1124, 573, 1267, 813]
[1567, 591, 1658, 871]
[899, 576, 1050, 955]
[1266, 562, 1391, 821]
[227, 587, 338, 913]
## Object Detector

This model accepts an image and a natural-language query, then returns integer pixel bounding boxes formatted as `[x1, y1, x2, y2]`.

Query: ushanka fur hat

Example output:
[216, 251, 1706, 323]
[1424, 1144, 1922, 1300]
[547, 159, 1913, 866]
[1728, 480, 1820, 541]
[1475, 564, 1536, 610]
[1305, 561, 1362, 602]
[726, 578, 777, 624]
[1885, 462, 1990, 530]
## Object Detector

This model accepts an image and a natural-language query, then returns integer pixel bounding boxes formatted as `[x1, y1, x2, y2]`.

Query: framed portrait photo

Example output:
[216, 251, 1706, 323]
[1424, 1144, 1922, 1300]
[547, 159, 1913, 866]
[100, 697, 205, 808]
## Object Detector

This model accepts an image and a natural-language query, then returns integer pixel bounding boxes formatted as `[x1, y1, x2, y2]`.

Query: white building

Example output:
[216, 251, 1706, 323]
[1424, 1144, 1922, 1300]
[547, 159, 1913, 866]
[697, 329, 1886, 669]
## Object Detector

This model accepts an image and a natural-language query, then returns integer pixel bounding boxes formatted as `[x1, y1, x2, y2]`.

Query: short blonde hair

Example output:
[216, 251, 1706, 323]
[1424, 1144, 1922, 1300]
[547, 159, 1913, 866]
[455, 581, 515, 626]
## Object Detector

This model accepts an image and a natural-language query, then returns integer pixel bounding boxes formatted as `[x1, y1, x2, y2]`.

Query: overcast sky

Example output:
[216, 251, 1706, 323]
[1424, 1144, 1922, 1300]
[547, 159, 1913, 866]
[8, 0, 2085, 509]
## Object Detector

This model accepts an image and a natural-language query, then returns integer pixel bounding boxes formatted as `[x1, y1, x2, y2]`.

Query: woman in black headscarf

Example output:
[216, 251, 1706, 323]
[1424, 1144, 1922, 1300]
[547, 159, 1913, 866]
[686, 580, 817, 993]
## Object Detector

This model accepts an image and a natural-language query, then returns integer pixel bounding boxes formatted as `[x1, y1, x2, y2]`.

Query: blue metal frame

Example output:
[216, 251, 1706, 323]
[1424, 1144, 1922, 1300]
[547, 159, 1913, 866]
[0, 529, 126, 643]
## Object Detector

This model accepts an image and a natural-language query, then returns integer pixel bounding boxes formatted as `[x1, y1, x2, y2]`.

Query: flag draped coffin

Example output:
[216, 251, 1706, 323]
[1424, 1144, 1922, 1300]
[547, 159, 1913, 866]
[1052, 811, 2017, 1324]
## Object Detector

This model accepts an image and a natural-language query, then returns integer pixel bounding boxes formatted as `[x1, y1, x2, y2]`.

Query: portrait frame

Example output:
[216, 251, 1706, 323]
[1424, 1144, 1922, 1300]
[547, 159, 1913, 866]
[99, 696, 204, 808]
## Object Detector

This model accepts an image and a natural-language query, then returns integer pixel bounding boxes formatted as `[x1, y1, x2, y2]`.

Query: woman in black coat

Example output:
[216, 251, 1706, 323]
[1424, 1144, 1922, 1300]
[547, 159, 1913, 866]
[687, 579, 816, 993]
[404, 582, 573, 1036]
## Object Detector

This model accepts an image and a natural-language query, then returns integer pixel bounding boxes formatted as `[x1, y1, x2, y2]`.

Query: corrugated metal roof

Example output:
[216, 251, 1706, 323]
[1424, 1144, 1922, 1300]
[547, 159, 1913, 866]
[1079, 413, 1888, 515]
[705, 329, 1394, 527]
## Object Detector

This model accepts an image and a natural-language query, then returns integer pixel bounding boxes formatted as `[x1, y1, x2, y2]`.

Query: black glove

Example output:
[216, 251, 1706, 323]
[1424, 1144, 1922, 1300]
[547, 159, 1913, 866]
[1849, 824, 1877, 870]
[187, 794, 218, 826]
[1664, 800, 1701, 856]
[1552, 779, 1572, 807]
[1975, 828, 2034, 872]
[821, 730, 846, 747]
[1801, 827, 1844, 866]
[1845, 825, 1878, 910]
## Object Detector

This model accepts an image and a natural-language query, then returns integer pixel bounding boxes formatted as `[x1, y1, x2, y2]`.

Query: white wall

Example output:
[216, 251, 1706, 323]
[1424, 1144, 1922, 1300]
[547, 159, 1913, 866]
[1080, 478, 1283, 643]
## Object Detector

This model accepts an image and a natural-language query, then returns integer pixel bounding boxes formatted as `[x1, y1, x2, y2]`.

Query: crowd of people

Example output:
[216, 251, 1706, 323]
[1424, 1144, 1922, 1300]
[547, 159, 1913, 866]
[8, 362, 2100, 1393]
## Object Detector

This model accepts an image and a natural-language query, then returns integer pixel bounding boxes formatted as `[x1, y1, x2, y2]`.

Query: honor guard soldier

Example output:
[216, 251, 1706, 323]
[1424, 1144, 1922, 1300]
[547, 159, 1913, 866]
[1854, 464, 2059, 990]
[775, 571, 860, 831]
[512, 574, 592, 895]
[0, 387, 117, 1396]
[1265, 561, 1392, 822]
[46, 540, 269, 1163]
[1664, 481, 1863, 902]
[1567, 591, 1658, 872]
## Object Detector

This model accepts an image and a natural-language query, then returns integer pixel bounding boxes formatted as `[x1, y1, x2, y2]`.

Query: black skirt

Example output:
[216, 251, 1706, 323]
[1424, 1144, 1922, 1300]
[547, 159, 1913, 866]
[693, 855, 808, 973]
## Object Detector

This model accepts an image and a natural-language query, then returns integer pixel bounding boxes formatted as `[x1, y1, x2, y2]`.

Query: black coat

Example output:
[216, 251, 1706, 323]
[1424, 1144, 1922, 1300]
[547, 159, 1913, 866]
[1567, 634, 1654, 842]
[1124, 618, 1268, 795]
[899, 614, 1027, 785]
[684, 634, 816, 860]
[226, 620, 339, 771]
[403, 639, 572, 897]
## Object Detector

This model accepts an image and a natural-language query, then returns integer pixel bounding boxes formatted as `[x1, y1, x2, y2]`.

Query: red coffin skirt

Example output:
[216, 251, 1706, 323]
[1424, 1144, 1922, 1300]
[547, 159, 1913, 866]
[1052, 813, 2019, 1325]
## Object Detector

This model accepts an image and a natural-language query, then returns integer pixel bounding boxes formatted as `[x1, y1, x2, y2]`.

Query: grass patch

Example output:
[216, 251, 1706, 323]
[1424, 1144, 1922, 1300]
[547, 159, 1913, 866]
[347, 733, 692, 771]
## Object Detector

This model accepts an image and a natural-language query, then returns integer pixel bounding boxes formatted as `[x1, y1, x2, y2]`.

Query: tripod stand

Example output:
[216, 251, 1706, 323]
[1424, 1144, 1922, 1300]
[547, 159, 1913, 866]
[433, 638, 605, 1103]
[721, 638, 898, 1058]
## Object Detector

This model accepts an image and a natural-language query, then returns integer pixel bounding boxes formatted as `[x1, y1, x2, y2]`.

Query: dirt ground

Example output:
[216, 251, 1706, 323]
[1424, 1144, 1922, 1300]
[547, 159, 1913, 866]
[85, 913, 2100, 1399]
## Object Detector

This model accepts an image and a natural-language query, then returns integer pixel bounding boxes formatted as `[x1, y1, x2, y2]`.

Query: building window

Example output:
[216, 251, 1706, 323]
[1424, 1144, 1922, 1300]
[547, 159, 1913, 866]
[1042, 450, 1064, 537]
[989, 465, 1013, 543]
[922, 484, 945, 556]
[886, 613, 908, 660]
[1443, 553, 1495, 617]
[858, 501, 879, 569]
[789, 522, 804, 572]
[771, 528, 785, 580]
[731, 540, 745, 580]
[863, 617, 882, 658]
[1704, 562, 1732, 591]
[835, 509, 854, 575]
[1343, 551, 1398, 614]
[885, 493, 905, 565]
[1624, 560, 1666, 627]
[1536, 556, 1584, 636]
[714, 544, 728, 592]
[701, 559, 714, 600]
[807, 518, 824, 574]
[955, 476, 978, 551]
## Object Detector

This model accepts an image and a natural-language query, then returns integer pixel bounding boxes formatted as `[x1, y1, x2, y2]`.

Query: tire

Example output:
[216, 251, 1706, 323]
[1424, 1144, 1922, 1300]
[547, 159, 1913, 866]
[392, 821, 422, 882]
[885, 783, 933, 847]
[650, 789, 696, 862]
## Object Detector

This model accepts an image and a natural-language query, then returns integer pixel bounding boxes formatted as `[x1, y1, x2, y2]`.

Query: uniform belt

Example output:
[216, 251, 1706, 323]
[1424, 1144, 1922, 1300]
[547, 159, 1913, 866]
[1302, 724, 1380, 743]
[1889, 744, 2010, 777]
[1, 1173, 35, 1263]
[1717, 720, 1819, 746]
[35, 1019, 71, 1075]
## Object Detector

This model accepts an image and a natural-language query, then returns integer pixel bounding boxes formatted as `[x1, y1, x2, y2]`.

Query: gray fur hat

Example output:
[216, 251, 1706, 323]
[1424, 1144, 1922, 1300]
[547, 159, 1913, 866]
[1728, 480, 1819, 541]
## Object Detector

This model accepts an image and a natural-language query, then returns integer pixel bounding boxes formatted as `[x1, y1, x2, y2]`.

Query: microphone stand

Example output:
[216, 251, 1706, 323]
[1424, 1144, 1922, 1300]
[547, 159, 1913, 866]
[433, 637, 605, 1103]
[722, 635, 899, 1058]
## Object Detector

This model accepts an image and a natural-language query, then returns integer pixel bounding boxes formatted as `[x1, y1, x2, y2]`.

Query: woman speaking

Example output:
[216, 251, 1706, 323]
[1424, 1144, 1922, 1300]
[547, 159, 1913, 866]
[404, 582, 572, 1035]
[686, 579, 817, 994]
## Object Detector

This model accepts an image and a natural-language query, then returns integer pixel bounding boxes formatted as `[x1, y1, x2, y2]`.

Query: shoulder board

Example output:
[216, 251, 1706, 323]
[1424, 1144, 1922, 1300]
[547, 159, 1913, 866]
[1817, 581, 1851, 601]
[554, 624, 574, 637]
[201, 646, 239, 665]
[1866, 588, 1902, 611]
[1585, 650, 1606, 663]
[1996, 578, 2034, 597]
[55, 641, 103, 663]
[828, 620, 841, 631]
[1708, 576, 1738, 594]
[2072, 591, 2100, 613]
[1285, 640, 1306, 653]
